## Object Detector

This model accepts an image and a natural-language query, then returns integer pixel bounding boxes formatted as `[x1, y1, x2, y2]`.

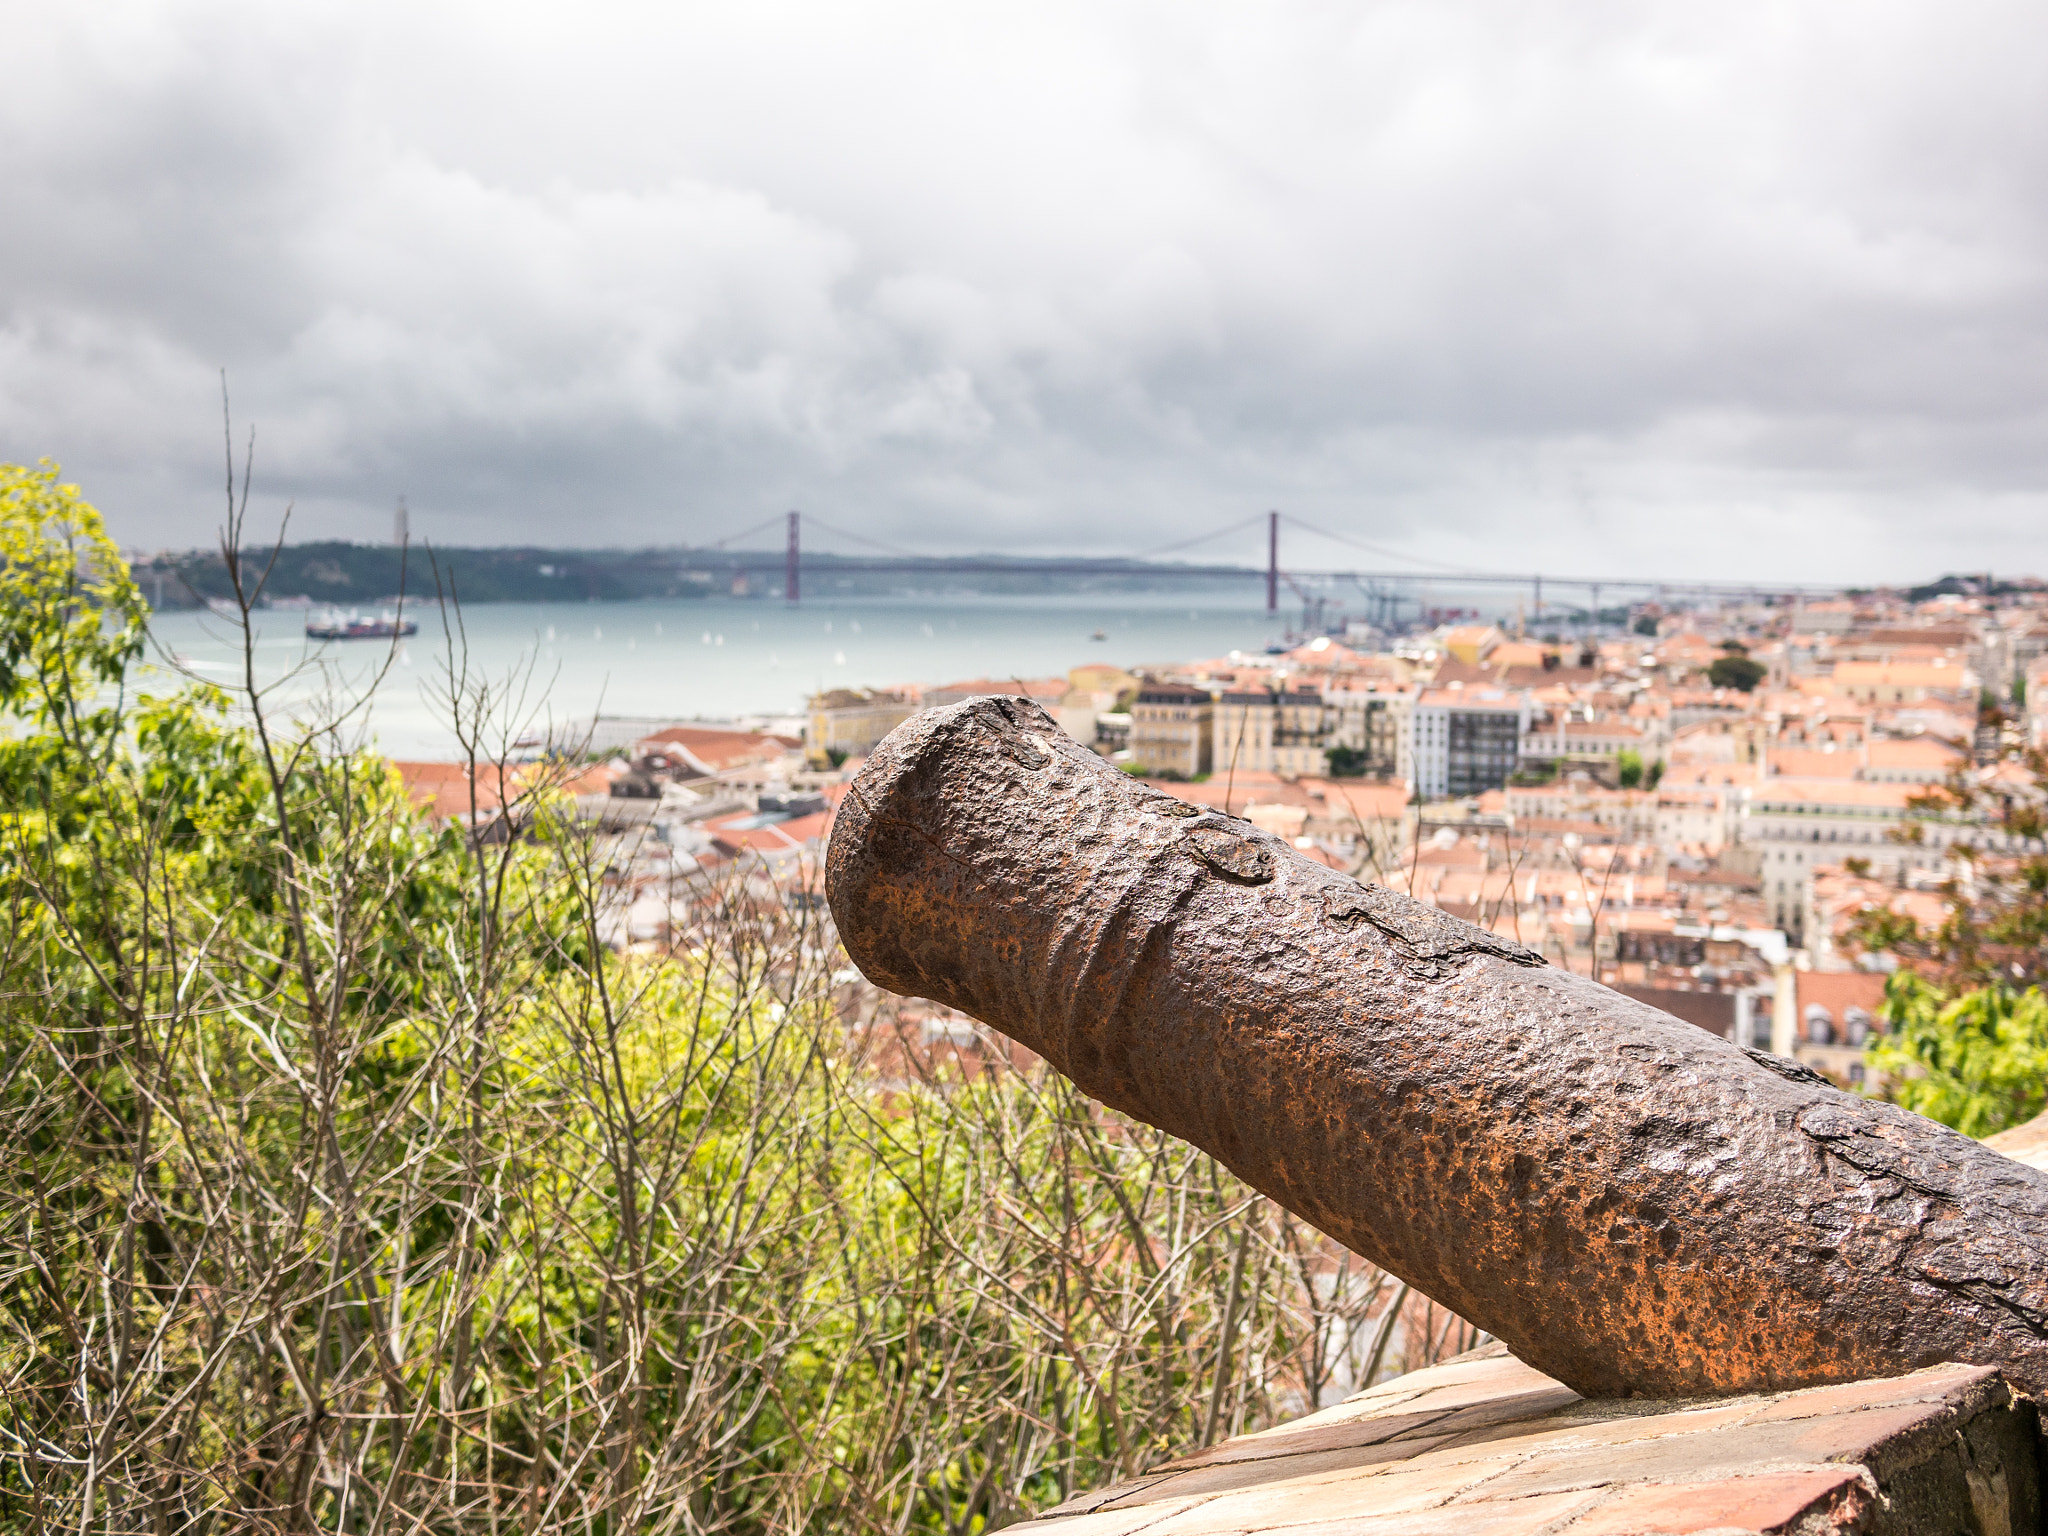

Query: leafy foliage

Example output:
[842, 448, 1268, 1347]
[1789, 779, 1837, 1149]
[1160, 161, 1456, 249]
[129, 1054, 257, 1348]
[1706, 655, 1766, 692]
[1870, 973, 2048, 1137]
[1847, 686, 2048, 1130]
[0, 461, 147, 745]
[1325, 744, 1372, 778]
[0, 471, 1441, 1533]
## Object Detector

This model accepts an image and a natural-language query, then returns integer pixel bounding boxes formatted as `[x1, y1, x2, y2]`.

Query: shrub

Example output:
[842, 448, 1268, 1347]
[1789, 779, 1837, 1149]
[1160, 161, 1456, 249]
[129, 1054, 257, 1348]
[0, 465, 1458, 1532]
[1870, 973, 2048, 1137]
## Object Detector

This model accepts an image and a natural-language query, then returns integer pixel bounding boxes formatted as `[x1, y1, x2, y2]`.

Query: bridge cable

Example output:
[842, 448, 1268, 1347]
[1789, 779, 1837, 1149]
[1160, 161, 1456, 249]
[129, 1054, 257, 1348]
[1129, 513, 1267, 562]
[1277, 513, 1471, 576]
[689, 514, 785, 551]
[800, 517, 927, 560]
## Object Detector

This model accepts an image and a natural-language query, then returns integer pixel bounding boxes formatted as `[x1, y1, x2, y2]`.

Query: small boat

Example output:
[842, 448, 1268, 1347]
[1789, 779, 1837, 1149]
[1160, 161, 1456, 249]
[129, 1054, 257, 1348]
[306, 608, 419, 641]
[1090, 629, 1107, 641]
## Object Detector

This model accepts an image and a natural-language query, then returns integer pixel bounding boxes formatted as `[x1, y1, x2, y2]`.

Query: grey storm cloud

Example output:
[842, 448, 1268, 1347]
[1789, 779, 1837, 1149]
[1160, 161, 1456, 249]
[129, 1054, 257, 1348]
[4, 0, 2047, 583]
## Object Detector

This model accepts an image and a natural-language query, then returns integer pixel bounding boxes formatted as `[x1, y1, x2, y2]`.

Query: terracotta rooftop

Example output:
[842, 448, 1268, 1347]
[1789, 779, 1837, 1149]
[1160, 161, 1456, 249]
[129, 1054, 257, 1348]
[393, 759, 619, 821]
[1794, 970, 1887, 1022]
[1012, 1344, 2037, 1535]
[1863, 737, 1966, 770]
[1767, 749, 1860, 780]
[634, 725, 802, 774]
[1831, 660, 1972, 688]
[1748, 779, 1920, 811]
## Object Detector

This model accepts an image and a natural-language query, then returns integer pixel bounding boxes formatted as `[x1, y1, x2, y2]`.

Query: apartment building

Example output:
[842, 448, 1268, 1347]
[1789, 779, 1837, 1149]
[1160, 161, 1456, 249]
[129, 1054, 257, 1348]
[1791, 600, 1858, 635]
[1205, 686, 1348, 779]
[1129, 684, 1214, 778]
[1654, 787, 1739, 854]
[1325, 685, 1412, 782]
[1272, 686, 1335, 778]
[1503, 782, 1655, 841]
[1522, 715, 1650, 766]
[1213, 689, 1276, 776]
[1862, 737, 1968, 785]
[806, 687, 919, 763]
[1438, 624, 1505, 665]
[1411, 687, 1531, 801]
[1744, 779, 1924, 937]
[1828, 660, 1977, 706]
[2030, 655, 2048, 747]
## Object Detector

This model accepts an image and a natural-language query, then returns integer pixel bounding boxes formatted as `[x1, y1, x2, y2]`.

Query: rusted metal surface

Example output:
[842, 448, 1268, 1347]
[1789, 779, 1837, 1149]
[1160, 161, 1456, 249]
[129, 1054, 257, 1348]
[826, 696, 2048, 1399]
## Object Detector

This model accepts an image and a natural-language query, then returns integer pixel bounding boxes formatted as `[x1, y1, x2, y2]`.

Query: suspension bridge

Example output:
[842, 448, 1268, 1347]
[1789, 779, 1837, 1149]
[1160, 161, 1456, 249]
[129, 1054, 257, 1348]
[688, 510, 1838, 618]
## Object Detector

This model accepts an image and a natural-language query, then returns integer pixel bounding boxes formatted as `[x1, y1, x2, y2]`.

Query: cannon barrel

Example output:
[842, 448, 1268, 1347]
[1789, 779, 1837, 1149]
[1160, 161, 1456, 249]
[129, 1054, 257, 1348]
[826, 696, 2048, 1398]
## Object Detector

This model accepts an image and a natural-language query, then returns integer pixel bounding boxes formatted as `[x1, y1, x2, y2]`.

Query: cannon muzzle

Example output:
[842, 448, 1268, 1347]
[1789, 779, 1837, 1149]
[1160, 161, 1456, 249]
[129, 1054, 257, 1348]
[826, 697, 2048, 1398]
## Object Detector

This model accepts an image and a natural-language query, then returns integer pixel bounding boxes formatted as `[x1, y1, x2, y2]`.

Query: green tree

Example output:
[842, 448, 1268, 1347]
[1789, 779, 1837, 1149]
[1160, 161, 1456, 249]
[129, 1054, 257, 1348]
[0, 464, 1437, 1533]
[1707, 655, 1767, 691]
[1616, 748, 1644, 789]
[1326, 744, 1371, 778]
[1870, 973, 2048, 1137]
[0, 461, 147, 747]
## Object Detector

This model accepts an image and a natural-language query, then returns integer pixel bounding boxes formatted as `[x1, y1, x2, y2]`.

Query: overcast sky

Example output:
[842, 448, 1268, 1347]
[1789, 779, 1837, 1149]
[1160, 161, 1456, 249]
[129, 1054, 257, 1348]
[5, 1, 2046, 583]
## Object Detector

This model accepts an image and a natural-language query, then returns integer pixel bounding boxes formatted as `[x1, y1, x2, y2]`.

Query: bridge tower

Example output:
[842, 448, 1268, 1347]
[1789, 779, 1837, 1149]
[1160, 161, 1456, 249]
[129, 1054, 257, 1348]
[1267, 511, 1278, 614]
[787, 511, 800, 603]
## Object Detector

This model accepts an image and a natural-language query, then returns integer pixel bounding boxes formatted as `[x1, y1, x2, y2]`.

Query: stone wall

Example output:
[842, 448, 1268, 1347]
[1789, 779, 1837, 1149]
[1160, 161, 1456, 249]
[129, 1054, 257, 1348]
[1011, 1345, 2040, 1536]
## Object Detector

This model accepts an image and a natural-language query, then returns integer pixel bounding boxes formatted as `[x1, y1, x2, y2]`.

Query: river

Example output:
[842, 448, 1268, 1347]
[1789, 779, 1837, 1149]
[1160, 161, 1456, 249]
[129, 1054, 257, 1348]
[144, 589, 1297, 757]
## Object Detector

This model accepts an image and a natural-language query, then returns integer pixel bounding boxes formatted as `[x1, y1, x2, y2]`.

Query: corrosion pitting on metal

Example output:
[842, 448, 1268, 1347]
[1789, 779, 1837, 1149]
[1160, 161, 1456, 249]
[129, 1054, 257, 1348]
[826, 697, 2048, 1399]
[1184, 825, 1275, 885]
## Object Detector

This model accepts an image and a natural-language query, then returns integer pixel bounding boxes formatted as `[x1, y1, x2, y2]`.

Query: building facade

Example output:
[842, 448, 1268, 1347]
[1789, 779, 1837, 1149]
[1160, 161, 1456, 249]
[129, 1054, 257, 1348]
[1522, 715, 1650, 766]
[1213, 689, 1277, 776]
[1411, 688, 1532, 801]
[1271, 686, 1336, 778]
[1326, 687, 1412, 782]
[1129, 684, 1214, 778]
[1744, 780, 1922, 938]
[807, 688, 919, 764]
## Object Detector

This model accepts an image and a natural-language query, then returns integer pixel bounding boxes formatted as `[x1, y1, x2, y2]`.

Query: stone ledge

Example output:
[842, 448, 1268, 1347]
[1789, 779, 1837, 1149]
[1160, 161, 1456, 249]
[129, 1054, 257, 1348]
[1009, 1344, 2040, 1535]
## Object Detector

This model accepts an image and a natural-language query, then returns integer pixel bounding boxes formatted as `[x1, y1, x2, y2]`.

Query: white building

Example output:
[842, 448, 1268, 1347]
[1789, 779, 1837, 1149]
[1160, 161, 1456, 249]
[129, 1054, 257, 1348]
[1742, 778, 1955, 939]
[1410, 687, 1532, 801]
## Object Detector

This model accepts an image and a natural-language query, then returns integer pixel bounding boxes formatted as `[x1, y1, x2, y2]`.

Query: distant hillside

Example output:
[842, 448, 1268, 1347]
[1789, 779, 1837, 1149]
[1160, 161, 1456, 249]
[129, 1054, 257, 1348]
[147, 543, 714, 608]
[138, 542, 1255, 608]
[1905, 573, 2046, 602]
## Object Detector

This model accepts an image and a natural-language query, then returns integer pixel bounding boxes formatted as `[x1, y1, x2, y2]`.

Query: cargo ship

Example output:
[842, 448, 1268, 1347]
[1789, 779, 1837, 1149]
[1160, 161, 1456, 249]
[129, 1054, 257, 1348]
[305, 608, 419, 641]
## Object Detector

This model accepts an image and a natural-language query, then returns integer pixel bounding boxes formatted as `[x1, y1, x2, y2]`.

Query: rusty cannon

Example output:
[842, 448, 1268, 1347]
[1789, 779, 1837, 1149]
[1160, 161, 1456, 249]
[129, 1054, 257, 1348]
[825, 696, 2048, 1400]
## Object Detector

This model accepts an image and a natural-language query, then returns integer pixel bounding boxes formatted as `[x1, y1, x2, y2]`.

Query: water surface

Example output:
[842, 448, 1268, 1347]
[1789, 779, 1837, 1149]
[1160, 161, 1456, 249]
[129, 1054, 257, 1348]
[146, 590, 1291, 757]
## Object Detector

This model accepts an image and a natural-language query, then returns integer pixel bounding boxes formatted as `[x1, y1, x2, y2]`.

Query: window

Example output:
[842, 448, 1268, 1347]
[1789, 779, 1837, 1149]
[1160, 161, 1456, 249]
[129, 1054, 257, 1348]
[1804, 1005, 1834, 1046]
[1844, 1007, 1872, 1047]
